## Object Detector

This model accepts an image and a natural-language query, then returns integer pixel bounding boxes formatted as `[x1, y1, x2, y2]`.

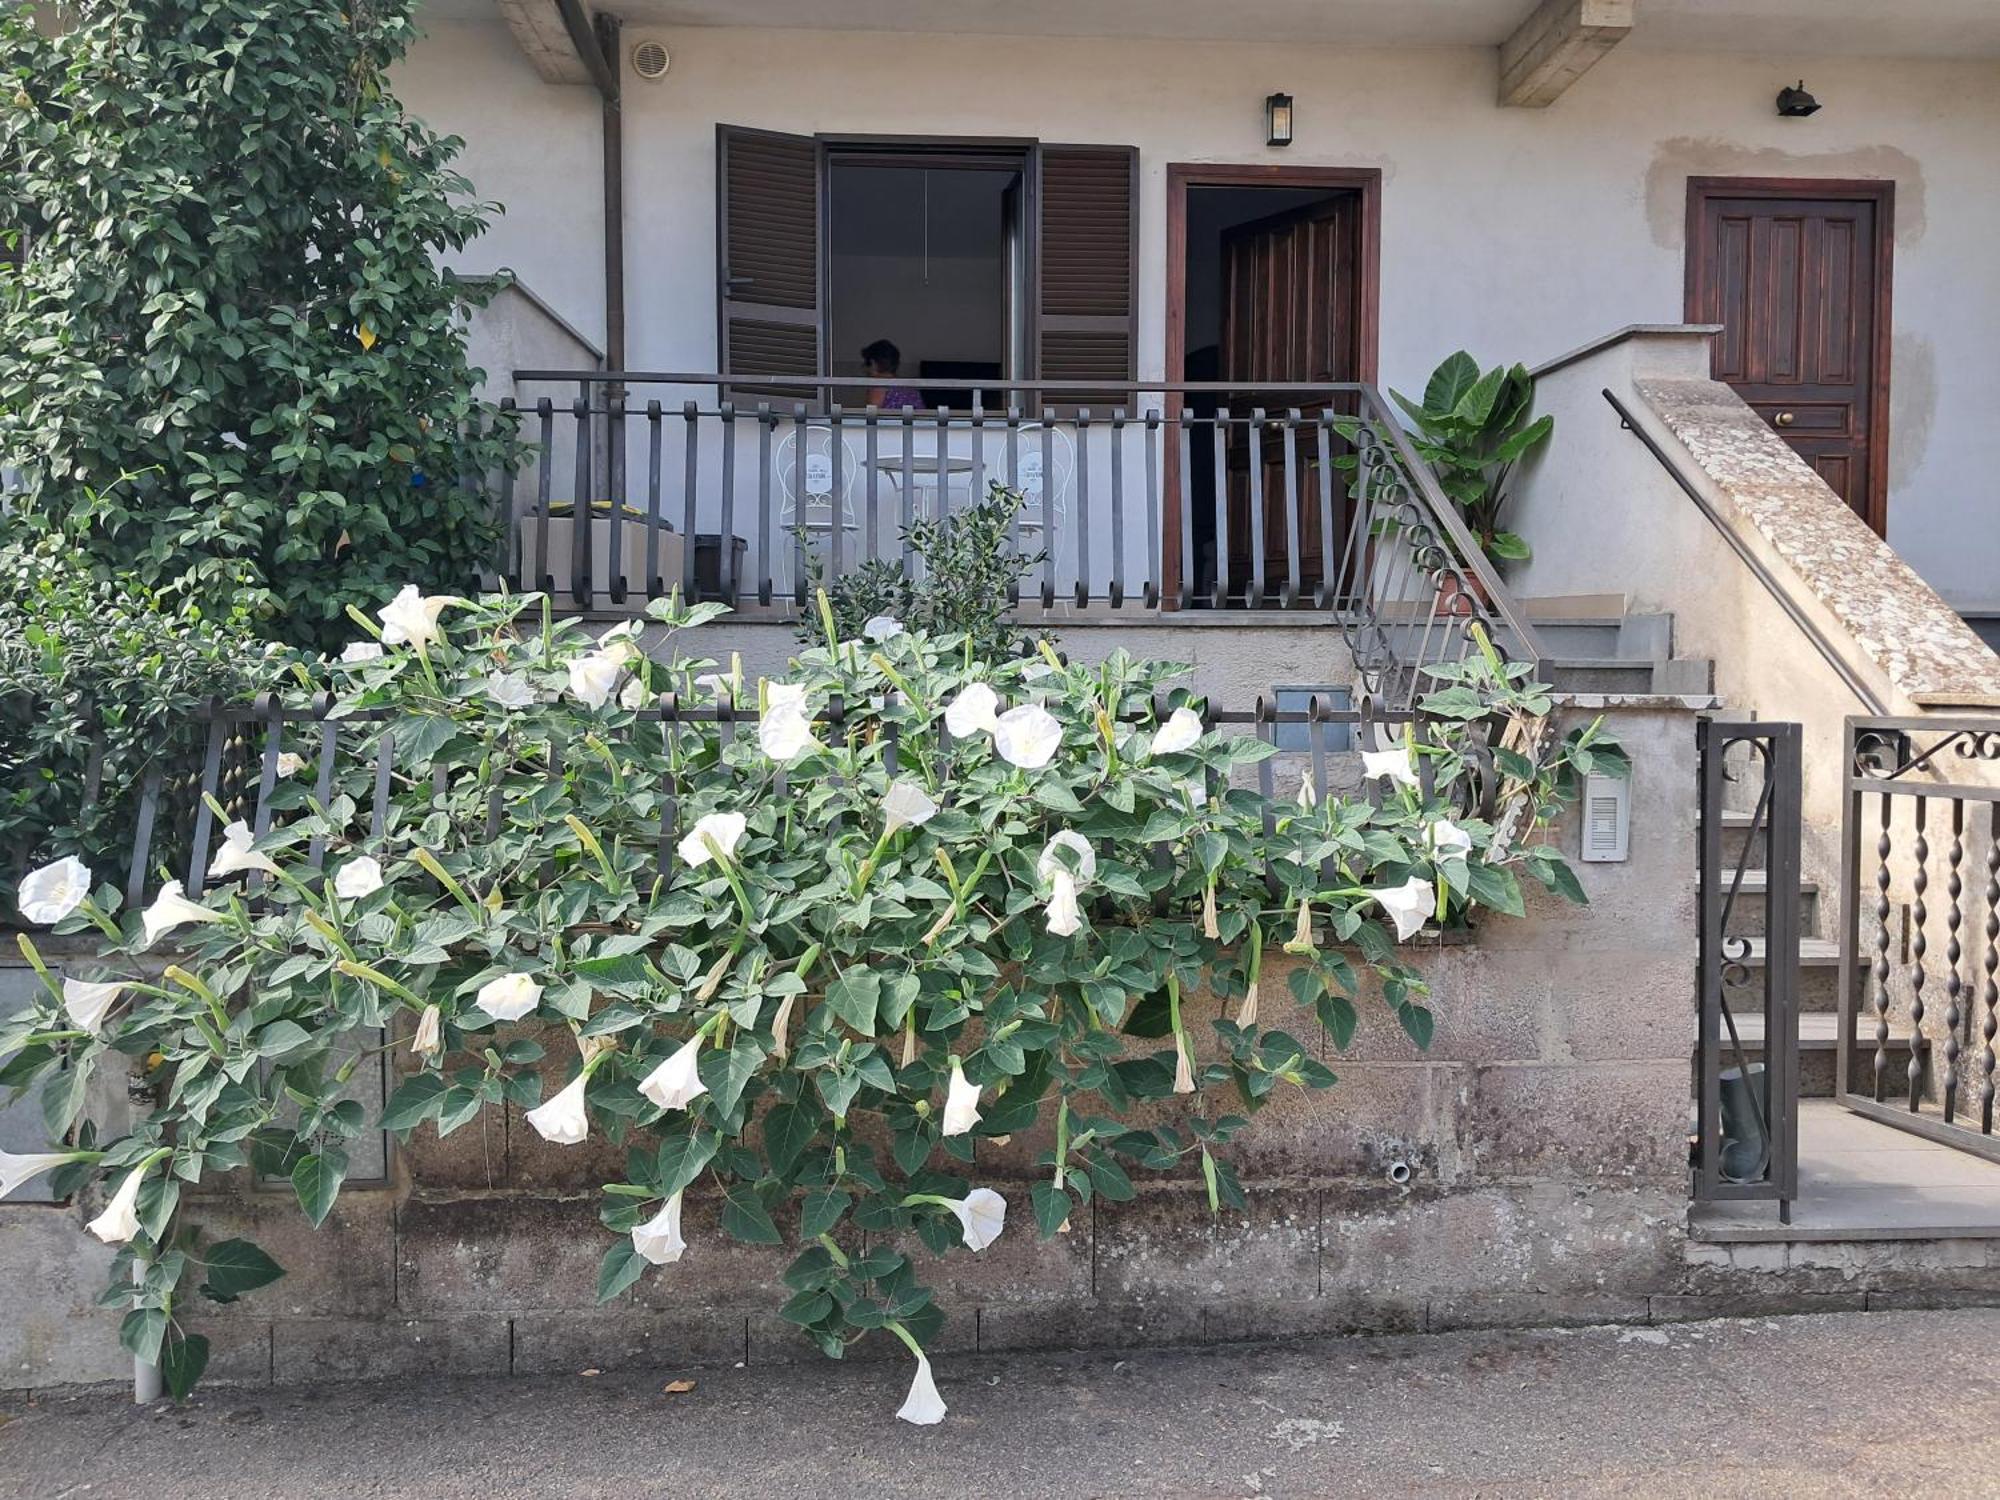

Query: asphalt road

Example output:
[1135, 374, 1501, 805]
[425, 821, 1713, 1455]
[6, 1308, 1996, 1498]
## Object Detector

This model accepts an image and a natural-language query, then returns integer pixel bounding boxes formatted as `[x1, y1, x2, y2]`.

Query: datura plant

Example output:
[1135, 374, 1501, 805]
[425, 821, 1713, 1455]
[1, 590, 1622, 1417]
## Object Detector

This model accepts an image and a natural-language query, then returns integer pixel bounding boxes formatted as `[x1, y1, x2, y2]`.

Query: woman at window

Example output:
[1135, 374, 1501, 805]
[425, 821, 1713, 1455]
[861, 339, 925, 411]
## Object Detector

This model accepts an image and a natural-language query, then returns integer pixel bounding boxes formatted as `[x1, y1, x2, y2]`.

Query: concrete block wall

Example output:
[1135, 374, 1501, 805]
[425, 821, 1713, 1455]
[4, 700, 1725, 1390]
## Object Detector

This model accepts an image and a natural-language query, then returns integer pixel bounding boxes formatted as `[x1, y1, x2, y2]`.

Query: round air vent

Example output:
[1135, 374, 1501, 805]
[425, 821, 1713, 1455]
[631, 40, 670, 80]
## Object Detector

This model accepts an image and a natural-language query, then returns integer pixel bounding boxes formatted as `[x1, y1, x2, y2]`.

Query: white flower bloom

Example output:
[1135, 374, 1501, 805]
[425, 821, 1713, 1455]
[333, 856, 384, 902]
[993, 704, 1063, 770]
[759, 682, 819, 763]
[947, 1187, 1007, 1252]
[473, 972, 542, 1022]
[1297, 769, 1318, 809]
[17, 856, 91, 925]
[340, 641, 384, 665]
[86, 1165, 147, 1244]
[897, 1353, 947, 1426]
[943, 682, 1001, 738]
[1150, 706, 1205, 757]
[678, 810, 748, 869]
[1173, 1027, 1196, 1094]
[639, 1034, 709, 1112]
[274, 751, 307, 779]
[1238, 979, 1261, 1029]
[410, 1003, 443, 1061]
[0, 1148, 79, 1201]
[1427, 819, 1474, 860]
[882, 780, 939, 835]
[140, 880, 224, 948]
[1369, 875, 1438, 942]
[1037, 830, 1097, 887]
[769, 991, 797, 1060]
[632, 1191, 687, 1265]
[620, 674, 652, 711]
[941, 1059, 982, 1137]
[62, 977, 125, 1036]
[1021, 661, 1057, 683]
[1043, 872, 1084, 938]
[568, 650, 625, 709]
[863, 615, 905, 642]
[209, 820, 279, 880]
[377, 585, 460, 648]
[693, 671, 737, 703]
[524, 1070, 592, 1146]
[485, 672, 536, 710]
[1361, 744, 1420, 789]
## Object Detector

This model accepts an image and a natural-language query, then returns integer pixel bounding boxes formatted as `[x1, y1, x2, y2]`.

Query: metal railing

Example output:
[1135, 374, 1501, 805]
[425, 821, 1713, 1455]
[492, 372, 1547, 710]
[1836, 715, 2000, 1159]
[1695, 718, 1802, 1218]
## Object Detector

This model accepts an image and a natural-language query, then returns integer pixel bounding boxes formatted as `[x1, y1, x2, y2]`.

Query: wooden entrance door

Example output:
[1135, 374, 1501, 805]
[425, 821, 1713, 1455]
[1218, 195, 1364, 600]
[1686, 180, 1894, 533]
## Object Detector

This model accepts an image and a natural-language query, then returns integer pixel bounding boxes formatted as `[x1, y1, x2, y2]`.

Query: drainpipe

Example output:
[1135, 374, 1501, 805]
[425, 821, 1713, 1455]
[554, 0, 626, 507]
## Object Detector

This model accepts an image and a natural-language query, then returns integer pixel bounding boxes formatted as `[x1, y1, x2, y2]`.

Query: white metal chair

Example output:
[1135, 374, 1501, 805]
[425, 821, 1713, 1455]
[775, 426, 861, 589]
[1001, 423, 1075, 543]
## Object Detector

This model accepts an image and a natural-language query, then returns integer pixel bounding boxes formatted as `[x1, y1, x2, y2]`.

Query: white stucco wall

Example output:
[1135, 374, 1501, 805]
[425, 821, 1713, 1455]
[396, 22, 2000, 611]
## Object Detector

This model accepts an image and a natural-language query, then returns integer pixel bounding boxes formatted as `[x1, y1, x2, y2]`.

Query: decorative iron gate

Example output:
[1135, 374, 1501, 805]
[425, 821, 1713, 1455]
[1695, 719, 1802, 1218]
[1836, 715, 2000, 1158]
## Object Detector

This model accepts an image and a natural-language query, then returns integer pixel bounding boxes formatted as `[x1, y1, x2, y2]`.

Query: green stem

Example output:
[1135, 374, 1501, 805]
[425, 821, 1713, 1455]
[884, 1319, 925, 1360]
[1053, 1096, 1070, 1191]
[817, 1232, 850, 1270]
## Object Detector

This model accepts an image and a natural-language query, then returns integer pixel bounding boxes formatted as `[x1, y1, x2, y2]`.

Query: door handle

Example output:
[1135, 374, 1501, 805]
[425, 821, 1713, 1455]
[1775, 411, 1796, 427]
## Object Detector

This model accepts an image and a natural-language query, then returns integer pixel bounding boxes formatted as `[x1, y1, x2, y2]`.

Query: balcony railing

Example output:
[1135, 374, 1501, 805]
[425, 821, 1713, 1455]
[492, 373, 1547, 708]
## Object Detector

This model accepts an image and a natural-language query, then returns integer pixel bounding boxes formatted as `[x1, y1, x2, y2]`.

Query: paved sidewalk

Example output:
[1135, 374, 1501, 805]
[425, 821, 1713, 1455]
[6, 1308, 1998, 1498]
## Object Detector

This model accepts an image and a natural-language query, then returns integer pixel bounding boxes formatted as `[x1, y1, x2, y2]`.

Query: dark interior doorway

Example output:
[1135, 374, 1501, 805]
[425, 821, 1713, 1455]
[1165, 166, 1379, 605]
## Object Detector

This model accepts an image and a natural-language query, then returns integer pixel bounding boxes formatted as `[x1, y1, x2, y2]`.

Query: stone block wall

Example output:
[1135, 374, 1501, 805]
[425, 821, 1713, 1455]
[3, 701, 1729, 1390]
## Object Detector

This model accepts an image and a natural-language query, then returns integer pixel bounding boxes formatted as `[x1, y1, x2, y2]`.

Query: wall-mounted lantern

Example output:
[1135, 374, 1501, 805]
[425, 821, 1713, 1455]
[1775, 81, 1821, 117]
[1265, 92, 1294, 147]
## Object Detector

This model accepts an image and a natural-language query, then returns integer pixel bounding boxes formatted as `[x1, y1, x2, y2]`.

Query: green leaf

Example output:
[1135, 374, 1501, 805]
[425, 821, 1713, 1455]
[1396, 1002, 1436, 1051]
[763, 1102, 816, 1179]
[1462, 861, 1524, 917]
[291, 1148, 349, 1228]
[1030, 1180, 1074, 1238]
[160, 1328, 210, 1401]
[654, 1130, 719, 1197]
[721, 1183, 784, 1245]
[120, 1307, 167, 1366]
[380, 1073, 446, 1132]
[702, 1037, 767, 1117]
[1422, 350, 1481, 416]
[798, 1186, 852, 1239]
[596, 1240, 646, 1303]
[199, 1238, 286, 1302]
[824, 971, 882, 1034]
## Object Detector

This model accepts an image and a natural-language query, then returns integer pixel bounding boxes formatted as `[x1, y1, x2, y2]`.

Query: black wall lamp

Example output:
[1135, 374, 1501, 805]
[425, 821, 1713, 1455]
[1265, 92, 1294, 147]
[1776, 80, 1821, 117]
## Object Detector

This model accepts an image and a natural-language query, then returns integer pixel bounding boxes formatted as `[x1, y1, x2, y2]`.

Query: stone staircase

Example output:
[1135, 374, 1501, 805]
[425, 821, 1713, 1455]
[1513, 595, 1715, 698]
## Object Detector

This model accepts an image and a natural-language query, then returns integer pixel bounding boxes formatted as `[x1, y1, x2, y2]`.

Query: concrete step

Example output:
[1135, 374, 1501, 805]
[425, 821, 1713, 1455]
[1696, 808, 1765, 870]
[1545, 657, 1714, 696]
[1707, 1011, 1925, 1098]
[1730, 936, 1843, 1012]
[1700, 868, 1822, 940]
[1519, 611, 1674, 663]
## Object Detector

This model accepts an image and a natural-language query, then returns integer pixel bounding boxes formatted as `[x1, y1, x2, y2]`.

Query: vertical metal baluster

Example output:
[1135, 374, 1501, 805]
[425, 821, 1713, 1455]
[793, 404, 812, 607]
[1256, 698, 1278, 897]
[247, 703, 283, 901]
[900, 405, 916, 578]
[1281, 410, 1303, 608]
[934, 402, 952, 532]
[1039, 414, 1056, 609]
[657, 697, 681, 878]
[1984, 804, 1999, 1134]
[718, 400, 737, 605]
[371, 738, 394, 840]
[1337, 432, 1375, 620]
[681, 401, 701, 602]
[306, 715, 338, 872]
[645, 400, 664, 597]
[1246, 408, 1267, 608]
[186, 714, 228, 890]
[497, 396, 519, 586]
[1006, 407, 1022, 602]
[1308, 701, 1335, 884]
[533, 397, 555, 593]
[1074, 407, 1092, 607]
[1143, 408, 1160, 608]
[1908, 799, 1930, 1111]
[858, 405, 878, 579]
[1211, 409, 1232, 609]
[969, 393, 986, 509]
[1315, 414, 1337, 609]
[1108, 408, 1126, 608]
[126, 766, 163, 909]
[570, 392, 592, 609]
[1946, 800, 1966, 1122]
[607, 384, 627, 606]
[1176, 411, 1195, 608]
[757, 402, 775, 607]
[1148, 692, 1173, 915]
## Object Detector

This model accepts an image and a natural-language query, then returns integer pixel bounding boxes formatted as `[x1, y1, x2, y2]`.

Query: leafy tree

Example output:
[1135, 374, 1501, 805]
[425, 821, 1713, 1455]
[0, 0, 518, 648]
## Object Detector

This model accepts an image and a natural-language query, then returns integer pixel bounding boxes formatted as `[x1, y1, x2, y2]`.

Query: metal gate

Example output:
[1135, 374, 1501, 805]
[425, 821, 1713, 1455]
[1695, 719, 1802, 1218]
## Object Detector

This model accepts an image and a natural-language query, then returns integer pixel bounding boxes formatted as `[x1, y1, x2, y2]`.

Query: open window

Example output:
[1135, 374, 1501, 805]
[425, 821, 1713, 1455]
[717, 127, 1137, 405]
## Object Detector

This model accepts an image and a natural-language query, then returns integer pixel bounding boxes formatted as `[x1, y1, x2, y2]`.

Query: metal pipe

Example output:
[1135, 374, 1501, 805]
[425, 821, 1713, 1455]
[1602, 387, 1888, 716]
[553, 0, 618, 100]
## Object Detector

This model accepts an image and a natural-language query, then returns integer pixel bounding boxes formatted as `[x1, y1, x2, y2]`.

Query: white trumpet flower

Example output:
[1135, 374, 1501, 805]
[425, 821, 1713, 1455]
[943, 682, 1001, 738]
[86, 1165, 148, 1244]
[769, 991, 797, 1061]
[378, 585, 458, 648]
[485, 672, 536, 709]
[1238, 979, 1261, 1029]
[993, 704, 1063, 770]
[678, 810, 747, 869]
[863, 615, 905, 642]
[946, 1187, 1007, 1252]
[274, 751, 307, 779]
[632, 1191, 687, 1265]
[1361, 744, 1420, 789]
[897, 1352, 947, 1426]
[1370, 875, 1438, 942]
[410, 1003, 443, 1061]
[940, 1058, 982, 1137]
[1150, 705, 1204, 757]
[619, 674, 650, 711]
[881, 780, 939, 835]
[1037, 831, 1095, 938]
[62, 977, 125, 1036]
[1427, 819, 1474, 860]
[1, 1148, 83, 1201]
[340, 641, 383, 665]
[140, 880, 224, 948]
[474, 972, 542, 1022]
[333, 856, 384, 902]
[568, 649, 625, 709]
[209, 820, 279, 880]
[17, 856, 91, 926]
[1043, 872, 1083, 938]
[639, 1034, 709, 1113]
[759, 682, 819, 763]
[524, 1070, 592, 1146]
[1037, 830, 1097, 886]
[1173, 1027, 1196, 1094]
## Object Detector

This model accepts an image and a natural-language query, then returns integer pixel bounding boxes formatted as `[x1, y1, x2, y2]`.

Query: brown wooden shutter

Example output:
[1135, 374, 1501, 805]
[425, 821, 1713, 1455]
[1033, 144, 1138, 395]
[716, 125, 822, 390]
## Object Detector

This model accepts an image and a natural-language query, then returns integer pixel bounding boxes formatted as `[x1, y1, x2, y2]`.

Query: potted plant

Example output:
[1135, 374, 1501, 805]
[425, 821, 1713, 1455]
[1390, 351, 1553, 572]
